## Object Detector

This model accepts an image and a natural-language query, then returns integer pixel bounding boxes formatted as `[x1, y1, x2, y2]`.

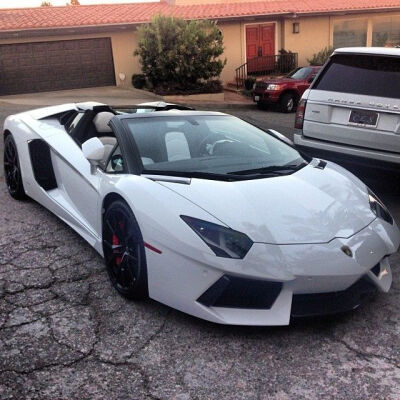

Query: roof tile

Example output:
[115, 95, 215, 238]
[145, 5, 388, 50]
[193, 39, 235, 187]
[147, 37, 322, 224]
[0, 0, 399, 31]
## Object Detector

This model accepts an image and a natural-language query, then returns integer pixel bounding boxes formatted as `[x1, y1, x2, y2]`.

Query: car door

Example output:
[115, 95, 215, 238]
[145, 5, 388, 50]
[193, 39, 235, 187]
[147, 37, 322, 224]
[44, 112, 104, 238]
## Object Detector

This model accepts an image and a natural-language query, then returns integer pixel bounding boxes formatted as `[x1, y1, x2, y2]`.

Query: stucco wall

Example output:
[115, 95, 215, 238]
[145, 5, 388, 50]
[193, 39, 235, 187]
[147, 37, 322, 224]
[218, 21, 243, 84]
[284, 11, 400, 67]
[283, 16, 331, 66]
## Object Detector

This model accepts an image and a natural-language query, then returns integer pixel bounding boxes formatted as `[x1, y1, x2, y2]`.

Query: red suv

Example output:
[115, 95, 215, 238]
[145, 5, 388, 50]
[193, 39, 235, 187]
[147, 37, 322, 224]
[253, 66, 322, 113]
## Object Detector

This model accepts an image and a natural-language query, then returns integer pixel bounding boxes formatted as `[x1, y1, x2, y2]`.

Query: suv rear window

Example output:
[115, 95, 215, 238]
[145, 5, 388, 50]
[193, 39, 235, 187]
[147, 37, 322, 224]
[313, 54, 400, 99]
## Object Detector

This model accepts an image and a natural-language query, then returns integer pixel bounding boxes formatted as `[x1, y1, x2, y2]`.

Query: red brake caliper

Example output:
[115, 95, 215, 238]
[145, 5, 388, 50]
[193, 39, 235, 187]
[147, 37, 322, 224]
[112, 234, 122, 267]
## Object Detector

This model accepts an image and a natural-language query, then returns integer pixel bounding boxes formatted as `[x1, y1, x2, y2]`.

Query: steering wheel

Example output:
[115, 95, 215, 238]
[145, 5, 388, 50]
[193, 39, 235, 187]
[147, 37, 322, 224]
[198, 133, 226, 156]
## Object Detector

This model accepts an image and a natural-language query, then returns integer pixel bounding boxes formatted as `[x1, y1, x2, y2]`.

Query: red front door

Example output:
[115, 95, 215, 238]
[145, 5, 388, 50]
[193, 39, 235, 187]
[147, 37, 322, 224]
[246, 24, 275, 73]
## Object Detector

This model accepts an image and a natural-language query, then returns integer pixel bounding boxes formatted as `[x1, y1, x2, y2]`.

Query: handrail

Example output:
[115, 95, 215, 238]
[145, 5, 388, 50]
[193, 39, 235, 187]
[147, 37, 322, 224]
[235, 53, 298, 89]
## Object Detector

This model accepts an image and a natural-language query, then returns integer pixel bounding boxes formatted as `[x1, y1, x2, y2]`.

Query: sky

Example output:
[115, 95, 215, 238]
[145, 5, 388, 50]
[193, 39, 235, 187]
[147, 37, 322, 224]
[0, 0, 157, 8]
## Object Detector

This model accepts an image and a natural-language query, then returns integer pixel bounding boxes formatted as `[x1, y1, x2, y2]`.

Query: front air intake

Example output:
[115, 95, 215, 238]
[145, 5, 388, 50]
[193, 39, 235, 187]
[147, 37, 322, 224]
[197, 275, 282, 309]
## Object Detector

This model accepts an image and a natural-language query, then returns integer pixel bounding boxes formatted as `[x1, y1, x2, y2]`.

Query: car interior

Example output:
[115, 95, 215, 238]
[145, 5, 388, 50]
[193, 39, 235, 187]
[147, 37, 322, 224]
[64, 107, 118, 167]
[127, 119, 208, 167]
[65, 107, 202, 171]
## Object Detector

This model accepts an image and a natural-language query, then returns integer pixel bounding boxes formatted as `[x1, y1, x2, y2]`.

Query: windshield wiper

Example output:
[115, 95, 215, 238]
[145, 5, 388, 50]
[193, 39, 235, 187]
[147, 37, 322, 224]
[142, 169, 292, 181]
[142, 170, 252, 181]
[228, 162, 307, 176]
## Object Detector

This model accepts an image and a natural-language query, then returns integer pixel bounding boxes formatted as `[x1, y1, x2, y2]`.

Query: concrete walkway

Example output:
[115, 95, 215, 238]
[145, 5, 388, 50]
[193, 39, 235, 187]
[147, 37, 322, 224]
[0, 86, 162, 107]
[0, 86, 253, 108]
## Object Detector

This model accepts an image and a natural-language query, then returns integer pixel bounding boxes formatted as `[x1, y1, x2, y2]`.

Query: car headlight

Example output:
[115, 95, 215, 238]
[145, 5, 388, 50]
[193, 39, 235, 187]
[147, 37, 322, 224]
[181, 216, 253, 259]
[267, 84, 281, 91]
[368, 189, 393, 225]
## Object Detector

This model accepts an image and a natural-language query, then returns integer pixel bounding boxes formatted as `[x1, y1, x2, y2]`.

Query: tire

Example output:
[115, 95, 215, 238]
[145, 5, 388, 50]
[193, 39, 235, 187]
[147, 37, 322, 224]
[102, 200, 148, 300]
[279, 93, 296, 113]
[3, 134, 27, 200]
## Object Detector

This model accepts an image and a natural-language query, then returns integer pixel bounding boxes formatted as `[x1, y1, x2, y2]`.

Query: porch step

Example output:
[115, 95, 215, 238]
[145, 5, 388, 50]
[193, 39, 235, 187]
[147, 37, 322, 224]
[224, 82, 241, 92]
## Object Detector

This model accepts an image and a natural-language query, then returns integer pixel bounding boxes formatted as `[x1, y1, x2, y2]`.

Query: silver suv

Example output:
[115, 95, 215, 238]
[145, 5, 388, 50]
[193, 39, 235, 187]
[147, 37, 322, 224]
[294, 47, 400, 170]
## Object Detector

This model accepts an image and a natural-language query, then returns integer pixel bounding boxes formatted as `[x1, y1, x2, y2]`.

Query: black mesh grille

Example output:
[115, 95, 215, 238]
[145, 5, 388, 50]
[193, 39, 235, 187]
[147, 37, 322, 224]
[197, 275, 282, 309]
[291, 277, 376, 317]
[255, 82, 269, 89]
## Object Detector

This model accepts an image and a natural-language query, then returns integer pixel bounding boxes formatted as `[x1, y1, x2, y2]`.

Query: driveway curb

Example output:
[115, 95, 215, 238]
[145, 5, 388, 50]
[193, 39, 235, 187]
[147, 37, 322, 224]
[177, 102, 255, 110]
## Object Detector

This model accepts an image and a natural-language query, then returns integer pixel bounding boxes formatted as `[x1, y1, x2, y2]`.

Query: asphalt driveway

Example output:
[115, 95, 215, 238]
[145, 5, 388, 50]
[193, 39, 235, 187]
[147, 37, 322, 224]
[1, 88, 400, 400]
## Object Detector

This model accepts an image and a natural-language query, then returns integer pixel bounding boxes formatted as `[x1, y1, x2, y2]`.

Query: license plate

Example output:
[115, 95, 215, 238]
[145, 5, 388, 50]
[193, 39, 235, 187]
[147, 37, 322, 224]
[254, 95, 260, 101]
[348, 109, 379, 127]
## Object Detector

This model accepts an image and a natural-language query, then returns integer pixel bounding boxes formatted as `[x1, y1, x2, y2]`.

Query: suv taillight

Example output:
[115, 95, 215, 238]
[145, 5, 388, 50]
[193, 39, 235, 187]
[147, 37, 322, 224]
[295, 99, 307, 129]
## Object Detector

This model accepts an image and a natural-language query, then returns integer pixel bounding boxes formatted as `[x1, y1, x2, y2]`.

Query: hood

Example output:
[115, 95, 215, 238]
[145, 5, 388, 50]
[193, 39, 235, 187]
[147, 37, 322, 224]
[159, 163, 375, 244]
[260, 77, 296, 85]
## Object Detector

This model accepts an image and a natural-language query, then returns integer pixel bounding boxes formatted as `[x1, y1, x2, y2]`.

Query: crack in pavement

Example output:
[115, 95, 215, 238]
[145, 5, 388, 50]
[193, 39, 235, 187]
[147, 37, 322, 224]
[330, 335, 400, 370]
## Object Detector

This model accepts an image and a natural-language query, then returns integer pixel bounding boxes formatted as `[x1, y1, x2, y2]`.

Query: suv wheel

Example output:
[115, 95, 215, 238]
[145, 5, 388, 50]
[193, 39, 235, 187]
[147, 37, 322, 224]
[280, 93, 295, 113]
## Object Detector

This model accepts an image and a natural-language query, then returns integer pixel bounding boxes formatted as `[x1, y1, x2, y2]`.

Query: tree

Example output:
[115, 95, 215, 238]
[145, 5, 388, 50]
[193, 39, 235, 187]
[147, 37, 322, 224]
[40, 1, 52, 6]
[66, 0, 81, 5]
[307, 46, 334, 66]
[134, 15, 226, 92]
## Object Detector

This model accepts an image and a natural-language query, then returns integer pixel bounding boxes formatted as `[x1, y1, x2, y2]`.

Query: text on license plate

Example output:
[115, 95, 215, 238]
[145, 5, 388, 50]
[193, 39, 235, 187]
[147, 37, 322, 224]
[348, 109, 379, 127]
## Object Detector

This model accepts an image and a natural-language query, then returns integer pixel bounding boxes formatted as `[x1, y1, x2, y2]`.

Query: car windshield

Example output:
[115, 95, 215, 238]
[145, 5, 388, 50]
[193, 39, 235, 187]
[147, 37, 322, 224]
[287, 67, 313, 80]
[123, 115, 306, 180]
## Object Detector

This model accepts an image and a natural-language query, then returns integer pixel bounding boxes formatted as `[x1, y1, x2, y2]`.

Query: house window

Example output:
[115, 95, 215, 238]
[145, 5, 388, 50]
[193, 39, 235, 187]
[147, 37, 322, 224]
[372, 16, 400, 47]
[333, 19, 368, 48]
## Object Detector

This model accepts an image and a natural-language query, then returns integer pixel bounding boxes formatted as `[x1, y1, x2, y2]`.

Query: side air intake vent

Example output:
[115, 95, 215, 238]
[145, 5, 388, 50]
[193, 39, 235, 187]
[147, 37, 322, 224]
[28, 139, 57, 191]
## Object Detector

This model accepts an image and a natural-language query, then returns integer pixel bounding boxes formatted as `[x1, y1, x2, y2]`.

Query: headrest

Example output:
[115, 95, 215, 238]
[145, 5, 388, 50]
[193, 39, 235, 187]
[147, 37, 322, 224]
[93, 112, 114, 133]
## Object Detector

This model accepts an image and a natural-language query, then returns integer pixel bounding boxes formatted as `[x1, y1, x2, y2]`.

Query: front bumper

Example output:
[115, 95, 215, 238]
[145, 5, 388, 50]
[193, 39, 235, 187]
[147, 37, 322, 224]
[253, 90, 280, 104]
[294, 132, 400, 171]
[146, 217, 400, 326]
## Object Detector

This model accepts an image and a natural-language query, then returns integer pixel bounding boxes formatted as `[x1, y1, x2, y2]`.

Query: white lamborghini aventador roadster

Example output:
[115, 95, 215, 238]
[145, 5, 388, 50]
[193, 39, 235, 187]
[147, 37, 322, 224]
[3, 102, 399, 325]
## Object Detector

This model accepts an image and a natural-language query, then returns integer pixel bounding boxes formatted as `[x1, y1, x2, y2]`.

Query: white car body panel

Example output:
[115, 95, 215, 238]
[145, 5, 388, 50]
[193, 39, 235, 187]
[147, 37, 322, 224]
[159, 162, 375, 244]
[294, 48, 400, 166]
[4, 103, 400, 325]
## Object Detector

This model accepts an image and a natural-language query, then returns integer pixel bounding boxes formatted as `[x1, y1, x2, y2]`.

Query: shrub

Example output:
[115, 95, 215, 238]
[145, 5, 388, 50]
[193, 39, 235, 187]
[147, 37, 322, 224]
[134, 15, 226, 94]
[244, 77, 256, 91]
[307, 46, 334, 66]
[131, 74, 147, 89]
[154, 79, 222, 96]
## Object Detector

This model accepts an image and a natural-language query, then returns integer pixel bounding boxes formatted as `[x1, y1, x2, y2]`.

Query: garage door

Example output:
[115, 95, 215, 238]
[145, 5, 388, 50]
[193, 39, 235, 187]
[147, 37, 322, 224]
[0, 38, 116, 95]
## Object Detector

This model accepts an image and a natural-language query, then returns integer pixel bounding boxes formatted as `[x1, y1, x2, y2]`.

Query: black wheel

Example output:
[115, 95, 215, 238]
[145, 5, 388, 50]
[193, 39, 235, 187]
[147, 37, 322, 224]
[280, 93, 295, 113]
[103, 200, 148, 300]
[4, 134, 27, 200]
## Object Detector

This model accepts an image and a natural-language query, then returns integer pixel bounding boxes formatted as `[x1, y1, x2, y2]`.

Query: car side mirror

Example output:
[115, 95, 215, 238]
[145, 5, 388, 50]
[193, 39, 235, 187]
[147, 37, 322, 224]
[82, 137, 105, 174]
[267, 129, 294, 146]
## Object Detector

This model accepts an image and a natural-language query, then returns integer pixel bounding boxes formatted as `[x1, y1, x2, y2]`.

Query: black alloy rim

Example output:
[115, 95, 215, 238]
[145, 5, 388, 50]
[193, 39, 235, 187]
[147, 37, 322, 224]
[103, 208, 141, 291]
[4, 138, 21, 195]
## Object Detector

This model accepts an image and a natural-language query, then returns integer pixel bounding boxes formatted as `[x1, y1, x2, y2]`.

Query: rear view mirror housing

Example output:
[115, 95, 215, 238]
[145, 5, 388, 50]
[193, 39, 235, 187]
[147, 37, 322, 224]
[82, 137, 105, 174]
